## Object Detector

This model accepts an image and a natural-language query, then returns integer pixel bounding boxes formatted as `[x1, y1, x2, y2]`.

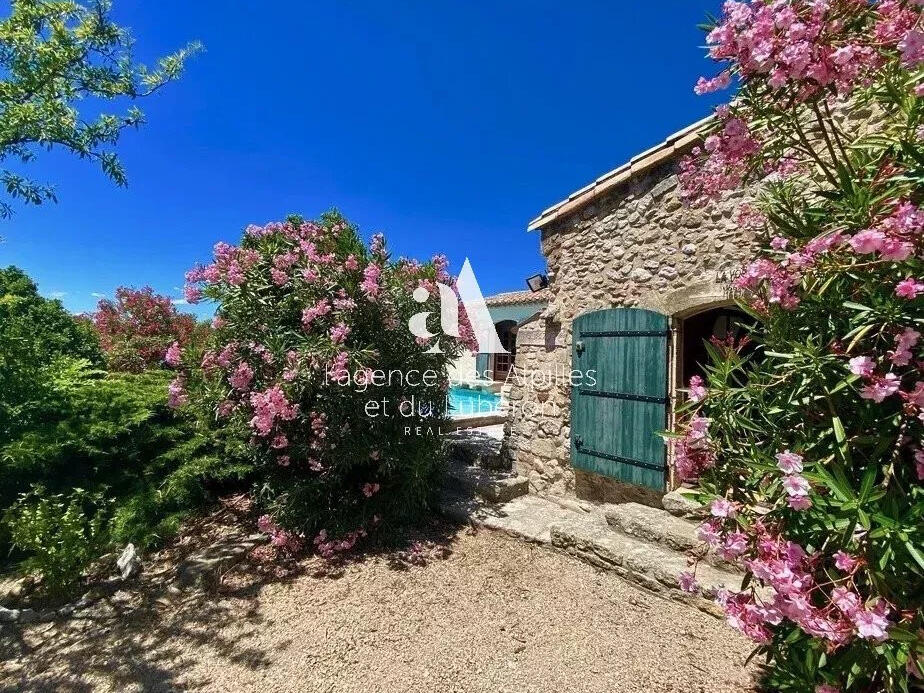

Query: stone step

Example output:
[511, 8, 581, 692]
[604, 502, 740, 572]
[439, 488, 581, 544]
[550, 515, 742, 617]
[604, 502, 699, 553]
[661, 488, 707, 519]
[446, 464, 529, 504]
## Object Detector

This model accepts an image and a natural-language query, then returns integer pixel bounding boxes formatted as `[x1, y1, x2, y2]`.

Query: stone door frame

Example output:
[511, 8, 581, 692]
[638, 280, 736, 490]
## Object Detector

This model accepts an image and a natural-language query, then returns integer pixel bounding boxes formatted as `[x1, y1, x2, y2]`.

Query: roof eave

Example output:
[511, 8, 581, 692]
[527, 115, 712, 232]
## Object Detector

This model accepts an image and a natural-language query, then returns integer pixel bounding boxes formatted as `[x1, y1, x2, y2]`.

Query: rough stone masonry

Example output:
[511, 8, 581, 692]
[502, 126, 757, 507]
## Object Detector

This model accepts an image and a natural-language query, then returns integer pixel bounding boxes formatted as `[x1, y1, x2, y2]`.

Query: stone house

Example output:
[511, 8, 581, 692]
[502, 117, 758, 508]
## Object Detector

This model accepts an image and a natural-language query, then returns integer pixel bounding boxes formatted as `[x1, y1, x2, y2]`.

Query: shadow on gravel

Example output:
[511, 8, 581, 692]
[0, 514, 468, 692]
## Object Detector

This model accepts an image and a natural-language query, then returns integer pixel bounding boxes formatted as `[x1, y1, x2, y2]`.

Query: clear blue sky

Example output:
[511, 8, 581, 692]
[2, 0, 726, 318]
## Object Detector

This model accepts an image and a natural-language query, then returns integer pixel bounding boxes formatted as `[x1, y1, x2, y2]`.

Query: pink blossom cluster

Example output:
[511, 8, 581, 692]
[698, 516, 892, 646]
[733, 230, 846, 311]
[688, 375, 708, 402]
[679, 113, 761, 205]
[249, 385, 298, 436]
[313, 527, 368, 559]
[164, 341, 182, 367]
[848, 200, 923, 264]
[360, 263, 382, 298]
[777, 450, 812, 510]
[672, 415, 716, 481]
[301, 298, 332, 328]
[257, 514, 303, 553]
[167, 376, 188, 409]
[700, 0, 916, 98]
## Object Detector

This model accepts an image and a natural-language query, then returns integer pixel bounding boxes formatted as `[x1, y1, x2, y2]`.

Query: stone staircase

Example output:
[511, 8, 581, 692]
[440, 429, 740, 616]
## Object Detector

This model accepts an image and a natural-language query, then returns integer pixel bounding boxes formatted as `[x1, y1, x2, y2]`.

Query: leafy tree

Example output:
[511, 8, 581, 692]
[93, 286, 200, 372]
[0, 264, 102, 437]
[0, 0, 199, 217]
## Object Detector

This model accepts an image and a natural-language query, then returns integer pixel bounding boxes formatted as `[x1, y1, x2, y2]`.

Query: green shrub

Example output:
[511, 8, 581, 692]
[0, 265, 103, 439]
[176, 212, 474, 553]
[3, 486, 109, 593]
[1, 367, 253, 554]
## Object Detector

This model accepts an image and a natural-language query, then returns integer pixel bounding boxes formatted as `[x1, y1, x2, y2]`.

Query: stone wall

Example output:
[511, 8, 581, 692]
[503, 158, 757, 506]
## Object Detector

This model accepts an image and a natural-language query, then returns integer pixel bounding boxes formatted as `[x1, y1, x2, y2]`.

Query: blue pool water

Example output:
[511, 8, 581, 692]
[448, 386, 502, 416]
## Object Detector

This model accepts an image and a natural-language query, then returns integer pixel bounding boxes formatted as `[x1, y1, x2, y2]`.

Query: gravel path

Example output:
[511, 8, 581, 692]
[1, 525, 757, 693]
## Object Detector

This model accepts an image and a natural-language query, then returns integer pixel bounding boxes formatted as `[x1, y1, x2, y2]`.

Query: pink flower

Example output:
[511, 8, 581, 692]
[896, 278, 924, 299]
[167, 377, 188, 408]
[229, 361, 254, 391]
[696, 519, 722, 548]
[848, 355, 875, 376]
[678, 571, 699, 593]
[362, 482, 380, 498]
[711, 497, 736, 518]
[914, 447, 924, 480]
[879, 238, 914, 261]
[269, 267, 289, 287]
[788, 494, 813, 511]
[831, 586, 861, 615]
[721, 531, 748, 558]
[164, 341, 182, 367]
[860, 373, 900, 403]
[848, 229, 885, 254]
[344, 254, 359, 271]
[816, 685, 840, 693]
[271, 434, 289, 449]
[899, 29, 924, 67]
[769, 236, 789, 250]
[775, 450, 803, 474]
[329, 322, 351, 345]
[694, 70, 732, 95]
[301, 298, 332, 328]
[783, 475, 810, 497]
[852, 602, 890, 641]
[833, 551, 859, 572]
[688, 375, 707, 402]
[890, 328, 919, 366]
[183, 285, 203, 304]
[361, 263, 382, 299]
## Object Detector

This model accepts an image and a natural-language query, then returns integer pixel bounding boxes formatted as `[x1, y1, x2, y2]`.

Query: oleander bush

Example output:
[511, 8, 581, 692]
[672, 1, 924, 691]
[173, 211, 474, 555]
[92, 286, 207, 373]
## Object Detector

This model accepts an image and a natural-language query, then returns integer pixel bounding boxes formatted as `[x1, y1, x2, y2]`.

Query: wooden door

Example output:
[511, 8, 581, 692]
[570, 308, 669, 490]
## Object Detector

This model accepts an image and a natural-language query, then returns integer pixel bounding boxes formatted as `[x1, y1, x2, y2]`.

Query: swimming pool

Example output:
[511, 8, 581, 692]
[448, 386, 502, 416]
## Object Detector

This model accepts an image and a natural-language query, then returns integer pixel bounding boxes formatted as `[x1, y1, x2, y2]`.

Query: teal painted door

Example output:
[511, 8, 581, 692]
[570, 308, 669, 491]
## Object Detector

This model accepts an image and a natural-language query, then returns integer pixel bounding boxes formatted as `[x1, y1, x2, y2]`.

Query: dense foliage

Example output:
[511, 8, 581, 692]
[0, 0, 199, 217]
[93, 286, 204, 372]
[3, 486, 109, 593]
[174, 212, 474, 555]
[0, 265, 102, 438]
[673, 2, 924, 691]
[0, 267, 245, 588]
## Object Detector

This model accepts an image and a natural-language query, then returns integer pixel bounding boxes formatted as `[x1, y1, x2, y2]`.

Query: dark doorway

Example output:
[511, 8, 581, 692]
[680, 306, 752, 384]
[492, 320, 517, 381]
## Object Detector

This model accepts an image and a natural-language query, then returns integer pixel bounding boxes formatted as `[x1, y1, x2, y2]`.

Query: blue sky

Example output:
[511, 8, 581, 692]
[2, 1, 725, 318]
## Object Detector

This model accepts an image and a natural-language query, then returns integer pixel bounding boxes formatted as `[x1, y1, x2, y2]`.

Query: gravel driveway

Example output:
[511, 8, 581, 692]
[1, 524, 757, 693]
